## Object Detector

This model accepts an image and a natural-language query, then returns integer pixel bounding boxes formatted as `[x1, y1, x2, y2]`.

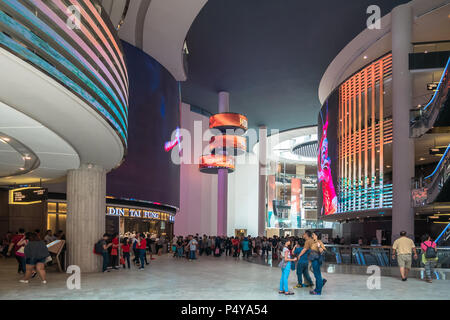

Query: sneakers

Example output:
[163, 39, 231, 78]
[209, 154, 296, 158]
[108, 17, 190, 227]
[309, 290, 321, 295]
[294, 284, 303, 289]
[103, 270, 110, 273]
[19, 280, 29, 283]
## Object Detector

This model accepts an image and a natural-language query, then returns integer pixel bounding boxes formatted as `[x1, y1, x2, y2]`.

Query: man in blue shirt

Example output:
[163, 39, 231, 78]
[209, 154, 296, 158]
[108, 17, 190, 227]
[293, 235, 313, 288]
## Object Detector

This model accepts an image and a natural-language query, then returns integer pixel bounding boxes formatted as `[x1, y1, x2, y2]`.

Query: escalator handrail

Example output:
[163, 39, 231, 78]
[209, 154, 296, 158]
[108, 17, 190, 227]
[423, 57, 450, 112]
[424, 143, 450, 181]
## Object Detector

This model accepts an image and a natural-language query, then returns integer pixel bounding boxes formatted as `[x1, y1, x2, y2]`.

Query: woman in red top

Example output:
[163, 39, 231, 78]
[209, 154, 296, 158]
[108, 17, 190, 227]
[110, 233, 119, 270]
[121, 237, 131, 269]
[136, 234, 147, 270]
[7, 228, 27, 274]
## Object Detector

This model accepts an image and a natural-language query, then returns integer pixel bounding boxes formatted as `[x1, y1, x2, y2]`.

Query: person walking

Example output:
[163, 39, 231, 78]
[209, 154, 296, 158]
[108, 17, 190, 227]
[20, 232, 50, 284]
[420, 234, 438, 283]
[293, 238, 313, 288]
[7, 228, 27, 274]
[278, 240, 297, 295]
[99, 233, 112, 272]
[392, 231, 418, 281]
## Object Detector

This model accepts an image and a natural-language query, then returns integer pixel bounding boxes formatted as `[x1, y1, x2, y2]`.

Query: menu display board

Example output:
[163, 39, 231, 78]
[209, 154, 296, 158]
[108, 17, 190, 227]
[9, 187, 48, 205]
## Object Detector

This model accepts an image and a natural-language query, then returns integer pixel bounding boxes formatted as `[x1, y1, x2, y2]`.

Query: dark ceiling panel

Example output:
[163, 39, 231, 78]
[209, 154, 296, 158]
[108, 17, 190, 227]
[181, 0, 410, 132]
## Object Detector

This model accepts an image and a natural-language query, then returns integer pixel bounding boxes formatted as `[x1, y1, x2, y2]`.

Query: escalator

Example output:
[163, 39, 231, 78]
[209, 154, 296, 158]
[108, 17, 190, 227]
[410, 57, 450, 138]
[415, 143, 450, 205]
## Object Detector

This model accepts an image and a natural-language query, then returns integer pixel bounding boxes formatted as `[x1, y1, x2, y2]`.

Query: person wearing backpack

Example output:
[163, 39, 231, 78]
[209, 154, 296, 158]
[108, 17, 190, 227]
[420, 234, 438, 283]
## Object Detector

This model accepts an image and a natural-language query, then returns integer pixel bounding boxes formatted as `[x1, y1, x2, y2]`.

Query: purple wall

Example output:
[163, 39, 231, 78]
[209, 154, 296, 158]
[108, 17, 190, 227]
[107, 41, 180, 208]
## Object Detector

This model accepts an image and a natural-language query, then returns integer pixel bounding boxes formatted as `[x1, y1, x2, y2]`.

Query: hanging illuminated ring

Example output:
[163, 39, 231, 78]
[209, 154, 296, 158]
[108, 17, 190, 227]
[199, 154, 235, 174]
[209, 113, 248, 133]
[209, 135, 247, 156]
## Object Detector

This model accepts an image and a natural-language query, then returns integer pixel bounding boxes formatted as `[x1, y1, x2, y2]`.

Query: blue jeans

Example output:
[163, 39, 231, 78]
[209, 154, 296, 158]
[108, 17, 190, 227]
[279, 261, 291, 292]
[123, 252, 130, 269]
[16, 255, 26, 273]
[297, 262, 313, 286]
[189, 250, 196, 260]
[102, 252, 109, 272]
[311, 259, 323, 294]
[138, 249, 146, 268]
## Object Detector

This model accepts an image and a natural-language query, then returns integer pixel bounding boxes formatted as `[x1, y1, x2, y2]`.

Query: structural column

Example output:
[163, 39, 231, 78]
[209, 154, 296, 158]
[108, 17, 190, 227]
[66, 164, 106, 272]
[217, 91, 229, 236]
[391, 3, 414, 241]
[258, 126, 268, 237]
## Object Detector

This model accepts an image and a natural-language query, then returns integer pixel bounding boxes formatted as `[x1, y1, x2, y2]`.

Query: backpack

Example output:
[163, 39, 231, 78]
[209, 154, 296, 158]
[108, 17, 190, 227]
[424, 242, 437, 259]
[94, 240, 103, 255]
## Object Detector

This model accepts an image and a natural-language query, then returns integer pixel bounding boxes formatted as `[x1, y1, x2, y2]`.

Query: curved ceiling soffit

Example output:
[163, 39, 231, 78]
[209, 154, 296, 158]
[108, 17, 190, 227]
[114, 0, 208, 81]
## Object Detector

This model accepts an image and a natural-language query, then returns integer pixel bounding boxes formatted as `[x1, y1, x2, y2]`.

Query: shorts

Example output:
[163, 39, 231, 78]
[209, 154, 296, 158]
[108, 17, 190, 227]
[397, 254, 412, 268]
[25, 257, 46, 265]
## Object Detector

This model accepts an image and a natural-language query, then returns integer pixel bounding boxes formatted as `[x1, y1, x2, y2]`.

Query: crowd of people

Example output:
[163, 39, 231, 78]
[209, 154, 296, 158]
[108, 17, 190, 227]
[1, 227, 440, 290]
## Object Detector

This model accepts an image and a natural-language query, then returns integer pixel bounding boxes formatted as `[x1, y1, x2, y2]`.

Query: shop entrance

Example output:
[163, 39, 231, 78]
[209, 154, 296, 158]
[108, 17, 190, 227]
[235, 229, 247, 237]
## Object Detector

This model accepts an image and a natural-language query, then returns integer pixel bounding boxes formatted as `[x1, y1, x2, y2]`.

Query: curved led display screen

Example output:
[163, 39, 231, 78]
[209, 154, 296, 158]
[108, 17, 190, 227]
[209, 135, 247, 156]
[0, 0, 129, 147]
[199, 155, 235, 174]
[209, 113, 248, 132]
[318, 54, 393, 216]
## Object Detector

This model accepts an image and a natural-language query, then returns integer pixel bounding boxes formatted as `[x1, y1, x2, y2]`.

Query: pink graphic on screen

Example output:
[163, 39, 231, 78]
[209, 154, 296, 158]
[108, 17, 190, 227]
[318, 110, 338, 215]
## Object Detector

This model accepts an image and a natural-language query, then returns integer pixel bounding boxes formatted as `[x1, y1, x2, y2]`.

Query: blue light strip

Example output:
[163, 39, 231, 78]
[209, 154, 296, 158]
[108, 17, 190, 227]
[1, 0, 128, 123]
[435, 222, 450, 244]
[0, 32, 127, 143]
[423, 57, 450, 111]
[424, 143, 450, 180]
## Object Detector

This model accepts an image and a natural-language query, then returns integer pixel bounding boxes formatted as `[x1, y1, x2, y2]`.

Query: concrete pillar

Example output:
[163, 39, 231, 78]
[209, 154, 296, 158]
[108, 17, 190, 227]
[217, 91, 229, 236]
[66, 164, 106, 272]
[258, 126, 268, 236]
[391, 3, 414, 242]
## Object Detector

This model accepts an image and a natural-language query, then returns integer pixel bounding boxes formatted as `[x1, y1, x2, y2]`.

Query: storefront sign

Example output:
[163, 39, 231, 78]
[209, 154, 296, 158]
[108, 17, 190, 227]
[106, 206, 174, 222]
[9, 187, 48, 205]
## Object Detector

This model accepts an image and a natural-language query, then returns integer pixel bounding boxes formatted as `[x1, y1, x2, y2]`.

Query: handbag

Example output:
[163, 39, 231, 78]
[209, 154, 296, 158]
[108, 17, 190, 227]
[120, 257, 125, 265]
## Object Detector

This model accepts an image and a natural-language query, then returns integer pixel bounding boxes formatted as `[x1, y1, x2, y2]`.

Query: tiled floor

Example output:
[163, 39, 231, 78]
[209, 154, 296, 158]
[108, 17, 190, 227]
[0, 254, 448, 300]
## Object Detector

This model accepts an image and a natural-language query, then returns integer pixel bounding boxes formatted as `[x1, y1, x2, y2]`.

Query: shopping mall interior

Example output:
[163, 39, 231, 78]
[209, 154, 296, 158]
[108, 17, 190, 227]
[0, 0, 449, 302]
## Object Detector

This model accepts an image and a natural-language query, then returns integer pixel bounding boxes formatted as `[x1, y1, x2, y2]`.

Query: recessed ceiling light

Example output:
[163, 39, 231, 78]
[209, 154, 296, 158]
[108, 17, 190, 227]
[1, 137, 10, 142]
[419, 157, 425, 161]
[363, 56, 368, 59]
[424, 50, 428, 54]
[23, 156, 31, 160]
[19, 168, 25, 171]
[386, 165, 391, 168]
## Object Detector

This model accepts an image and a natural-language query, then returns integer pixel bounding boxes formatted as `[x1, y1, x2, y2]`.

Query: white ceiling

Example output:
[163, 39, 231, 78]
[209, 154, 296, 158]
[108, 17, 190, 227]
[0, 101, 80, 185]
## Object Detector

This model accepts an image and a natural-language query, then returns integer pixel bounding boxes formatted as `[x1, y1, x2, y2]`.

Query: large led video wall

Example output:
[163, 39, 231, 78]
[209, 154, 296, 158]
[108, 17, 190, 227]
[318, 54, 393, 216]
[107, 42, 180, 208]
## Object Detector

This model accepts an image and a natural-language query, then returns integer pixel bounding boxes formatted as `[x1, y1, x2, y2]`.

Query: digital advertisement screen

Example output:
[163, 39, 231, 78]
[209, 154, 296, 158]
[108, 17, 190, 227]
[317, 91, 339, 216]
[209, 113, 248, 132]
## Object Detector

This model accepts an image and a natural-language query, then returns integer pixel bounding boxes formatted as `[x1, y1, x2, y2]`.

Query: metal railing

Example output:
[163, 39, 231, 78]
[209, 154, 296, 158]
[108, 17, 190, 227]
[323, 244, 450, 268]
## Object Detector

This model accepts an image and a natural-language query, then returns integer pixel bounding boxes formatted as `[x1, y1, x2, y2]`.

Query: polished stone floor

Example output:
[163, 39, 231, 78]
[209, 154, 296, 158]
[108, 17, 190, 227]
[0, 254, 449, 300]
